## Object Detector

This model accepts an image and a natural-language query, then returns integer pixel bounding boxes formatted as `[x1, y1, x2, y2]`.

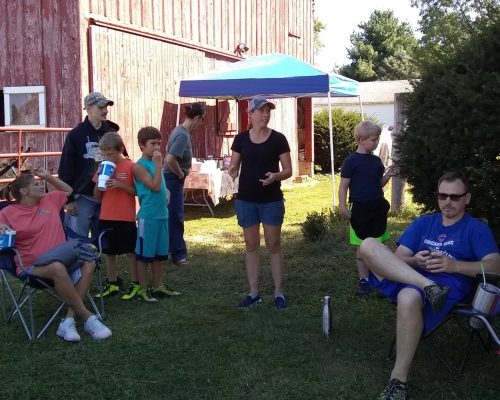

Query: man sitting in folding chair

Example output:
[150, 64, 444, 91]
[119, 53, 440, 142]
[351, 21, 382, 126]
[0, 168, 112, 342]
[359, 171, 500, 400]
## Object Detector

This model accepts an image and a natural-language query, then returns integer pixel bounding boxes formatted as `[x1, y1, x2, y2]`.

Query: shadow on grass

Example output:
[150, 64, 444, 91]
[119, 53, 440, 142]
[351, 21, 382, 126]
[1, 178, 499, 400]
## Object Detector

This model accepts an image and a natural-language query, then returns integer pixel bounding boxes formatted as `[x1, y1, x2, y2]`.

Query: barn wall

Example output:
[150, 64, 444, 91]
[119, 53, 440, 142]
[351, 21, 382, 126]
[1, 1, 315, 177]
[0, 0, 81, 173]
[80, 0, 314, 170]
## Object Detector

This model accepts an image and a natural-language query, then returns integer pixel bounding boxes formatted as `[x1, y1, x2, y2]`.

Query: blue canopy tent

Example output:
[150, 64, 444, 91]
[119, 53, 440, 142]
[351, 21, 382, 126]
[178, 53, 360, 206]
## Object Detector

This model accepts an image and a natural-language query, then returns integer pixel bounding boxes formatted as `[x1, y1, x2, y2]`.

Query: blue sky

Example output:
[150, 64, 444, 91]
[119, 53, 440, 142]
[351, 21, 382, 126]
[313, 0, 421, 71]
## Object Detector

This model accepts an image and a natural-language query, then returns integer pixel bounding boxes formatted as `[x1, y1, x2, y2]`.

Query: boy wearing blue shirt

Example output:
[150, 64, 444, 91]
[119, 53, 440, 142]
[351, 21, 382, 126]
[132, 126, 180, 302]
[339, 121, 398, 295]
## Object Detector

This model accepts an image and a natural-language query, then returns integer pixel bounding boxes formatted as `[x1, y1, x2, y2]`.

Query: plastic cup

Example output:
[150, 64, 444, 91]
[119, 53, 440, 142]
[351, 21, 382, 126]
[97, 161, 116, 191]
[0, 230, 16, 249]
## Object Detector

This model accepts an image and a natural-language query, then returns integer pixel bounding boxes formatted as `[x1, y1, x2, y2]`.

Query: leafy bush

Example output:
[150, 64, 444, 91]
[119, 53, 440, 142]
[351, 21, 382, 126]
[301, 207, 348, 241]
[314, 108, 378, 173]
[396, 20, 500, 240]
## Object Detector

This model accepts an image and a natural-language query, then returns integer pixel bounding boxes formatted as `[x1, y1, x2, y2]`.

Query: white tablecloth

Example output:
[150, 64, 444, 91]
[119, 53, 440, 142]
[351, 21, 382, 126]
[184, 169, 238, 205]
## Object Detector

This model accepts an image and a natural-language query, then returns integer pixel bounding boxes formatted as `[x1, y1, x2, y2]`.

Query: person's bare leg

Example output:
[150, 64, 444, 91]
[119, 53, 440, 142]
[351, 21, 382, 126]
[128, 253, 138, 282]
[263, 224, 283, 294]
[104, 254, 118, 282]
[243, 224, 260, 293]
[31, 262, 92, 321]
[65, 261, 95, 319]
[136, 260, 149, 289]
[356, 247, 369, 280]
[151, 260, 163, 288]
[359, 238, 433, 289]
[391, 288, 424, 382]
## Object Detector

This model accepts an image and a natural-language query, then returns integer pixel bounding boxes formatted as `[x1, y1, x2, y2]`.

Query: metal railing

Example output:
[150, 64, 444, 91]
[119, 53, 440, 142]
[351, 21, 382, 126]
[0, 127, 70, 183]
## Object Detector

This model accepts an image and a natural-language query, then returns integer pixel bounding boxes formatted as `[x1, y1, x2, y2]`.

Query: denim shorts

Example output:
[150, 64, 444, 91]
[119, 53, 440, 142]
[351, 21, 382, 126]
[235, 199, 285, 228]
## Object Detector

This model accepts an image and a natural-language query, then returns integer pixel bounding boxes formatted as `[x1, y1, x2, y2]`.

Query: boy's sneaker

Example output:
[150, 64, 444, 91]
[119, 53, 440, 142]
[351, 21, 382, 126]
[56, 317, 81, 342]
[95, 279, 120, 298]
[274, 295, 288, 309]
[378, 378, 408, 400]
[121, 282, 141, 300]
[424, 283, 450, 313]
[239, 294, 262, 308]
[138, 287, 159, 303]
[174, 258, 189, 266]
[153, 283, 181, 298]
[84, 315, 112, 340]
[357, 278, 371, 296]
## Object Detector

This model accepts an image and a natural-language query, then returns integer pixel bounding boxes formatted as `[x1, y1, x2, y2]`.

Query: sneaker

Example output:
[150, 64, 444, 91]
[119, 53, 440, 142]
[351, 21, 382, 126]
[175, 258, 188, 266]
[357, 278, 371, 296]
[56, 317, 81, 342]
[153, 283, 181, 298]
[424, 282, 450, 313]
[84, 315, 112, 340]
[138, 287, 159, 303]
[121, 282, 141, 300]
[378, 378, 408, 400]
[95, 280, 120, 298]
[274, 295, 288, 309]
[239, 294, 262, 308]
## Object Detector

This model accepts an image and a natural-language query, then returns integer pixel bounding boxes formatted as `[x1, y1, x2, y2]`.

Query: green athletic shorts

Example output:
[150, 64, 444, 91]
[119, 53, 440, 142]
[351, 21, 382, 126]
[349, 225, 390, 246]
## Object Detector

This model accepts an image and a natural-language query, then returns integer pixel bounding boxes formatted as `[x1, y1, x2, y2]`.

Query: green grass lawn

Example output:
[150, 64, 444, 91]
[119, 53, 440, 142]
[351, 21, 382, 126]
[1, 175, 499, 400]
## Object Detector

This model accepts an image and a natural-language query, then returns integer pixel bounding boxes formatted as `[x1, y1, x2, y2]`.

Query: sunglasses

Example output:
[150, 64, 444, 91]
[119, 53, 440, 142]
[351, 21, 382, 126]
[437, 192, 467, 201]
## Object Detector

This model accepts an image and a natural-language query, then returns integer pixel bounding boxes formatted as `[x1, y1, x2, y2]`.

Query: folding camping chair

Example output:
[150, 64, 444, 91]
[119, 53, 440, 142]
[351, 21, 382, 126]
[0, 233, 108, 341]
[0, 199, 109, 340]
[386, 273, 500, 377]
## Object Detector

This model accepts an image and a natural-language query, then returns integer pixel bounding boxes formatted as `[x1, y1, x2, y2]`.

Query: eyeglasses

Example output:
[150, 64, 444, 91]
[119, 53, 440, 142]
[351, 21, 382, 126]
[437, 192, 467, 201]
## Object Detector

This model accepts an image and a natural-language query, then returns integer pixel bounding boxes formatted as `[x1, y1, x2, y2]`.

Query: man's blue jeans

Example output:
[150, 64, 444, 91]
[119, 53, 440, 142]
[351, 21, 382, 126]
[64, 195, 100, 239]
[164, 172, 187, 263]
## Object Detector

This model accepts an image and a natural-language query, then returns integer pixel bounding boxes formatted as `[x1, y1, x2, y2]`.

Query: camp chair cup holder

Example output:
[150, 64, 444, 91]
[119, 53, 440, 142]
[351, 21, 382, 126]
[459, 282, 500, 344]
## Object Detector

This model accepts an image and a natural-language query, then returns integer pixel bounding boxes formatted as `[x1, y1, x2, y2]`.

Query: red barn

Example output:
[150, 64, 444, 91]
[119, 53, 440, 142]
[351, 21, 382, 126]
[0, 0, 316, 177]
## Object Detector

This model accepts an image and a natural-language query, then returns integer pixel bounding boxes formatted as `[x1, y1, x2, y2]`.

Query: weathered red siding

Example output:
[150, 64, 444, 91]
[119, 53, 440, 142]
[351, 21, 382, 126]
[1, 0, 315, 175]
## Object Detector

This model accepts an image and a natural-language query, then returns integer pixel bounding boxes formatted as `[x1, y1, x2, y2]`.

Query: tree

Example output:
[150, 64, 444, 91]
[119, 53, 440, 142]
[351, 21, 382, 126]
[339, 10, 419, 81]
[314, 18, 326, 56]
[314, 109, 381, 173]
[395, 19, 500, 239]
[314, 109, 360, 173]
[412, 0, 500, 68]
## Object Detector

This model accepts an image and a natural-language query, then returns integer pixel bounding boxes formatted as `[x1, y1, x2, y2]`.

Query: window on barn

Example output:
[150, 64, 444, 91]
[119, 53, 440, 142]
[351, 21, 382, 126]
[3, 86, 46, 127]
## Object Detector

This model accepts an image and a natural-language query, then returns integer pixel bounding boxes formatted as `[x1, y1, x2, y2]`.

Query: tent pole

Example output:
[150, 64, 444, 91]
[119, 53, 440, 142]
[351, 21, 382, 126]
[176, 80, 182, 125]
[176, 102, 181, 125]
[358, 96, 364, 121]
[328, 92, 335, 208]
[232, 99, 239, 155]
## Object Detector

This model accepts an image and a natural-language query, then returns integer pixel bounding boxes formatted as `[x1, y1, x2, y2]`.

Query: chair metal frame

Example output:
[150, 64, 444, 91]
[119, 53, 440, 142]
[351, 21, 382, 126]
[0, 231, 108, 341]
[386, 275, 500, 377]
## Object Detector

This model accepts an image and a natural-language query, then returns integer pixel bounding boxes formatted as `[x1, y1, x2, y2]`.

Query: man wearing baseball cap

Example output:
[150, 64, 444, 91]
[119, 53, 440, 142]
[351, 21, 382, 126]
[58, 92, 120, 239]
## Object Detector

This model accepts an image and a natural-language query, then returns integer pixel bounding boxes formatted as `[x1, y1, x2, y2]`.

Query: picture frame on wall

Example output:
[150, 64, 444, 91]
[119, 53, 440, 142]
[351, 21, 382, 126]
[3, 86, 46, 127]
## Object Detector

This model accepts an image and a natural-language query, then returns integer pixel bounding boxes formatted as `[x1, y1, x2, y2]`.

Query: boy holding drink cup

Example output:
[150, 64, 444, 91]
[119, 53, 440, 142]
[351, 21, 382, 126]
[132, 127, 180, 302]
[93, 132, 139, 300]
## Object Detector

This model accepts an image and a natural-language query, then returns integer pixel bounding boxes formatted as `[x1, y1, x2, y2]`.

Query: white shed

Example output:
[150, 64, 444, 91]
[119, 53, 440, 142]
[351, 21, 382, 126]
[314, 80, 413, 165]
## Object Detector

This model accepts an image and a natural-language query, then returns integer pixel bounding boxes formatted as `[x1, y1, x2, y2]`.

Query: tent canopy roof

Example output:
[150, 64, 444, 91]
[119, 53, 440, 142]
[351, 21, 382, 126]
[179, 53, 358, 99]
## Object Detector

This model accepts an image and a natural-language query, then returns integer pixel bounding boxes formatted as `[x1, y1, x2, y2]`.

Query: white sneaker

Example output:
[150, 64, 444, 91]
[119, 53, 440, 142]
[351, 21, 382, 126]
[56, 317, 81, 342]
[84, 315, 112, 340]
